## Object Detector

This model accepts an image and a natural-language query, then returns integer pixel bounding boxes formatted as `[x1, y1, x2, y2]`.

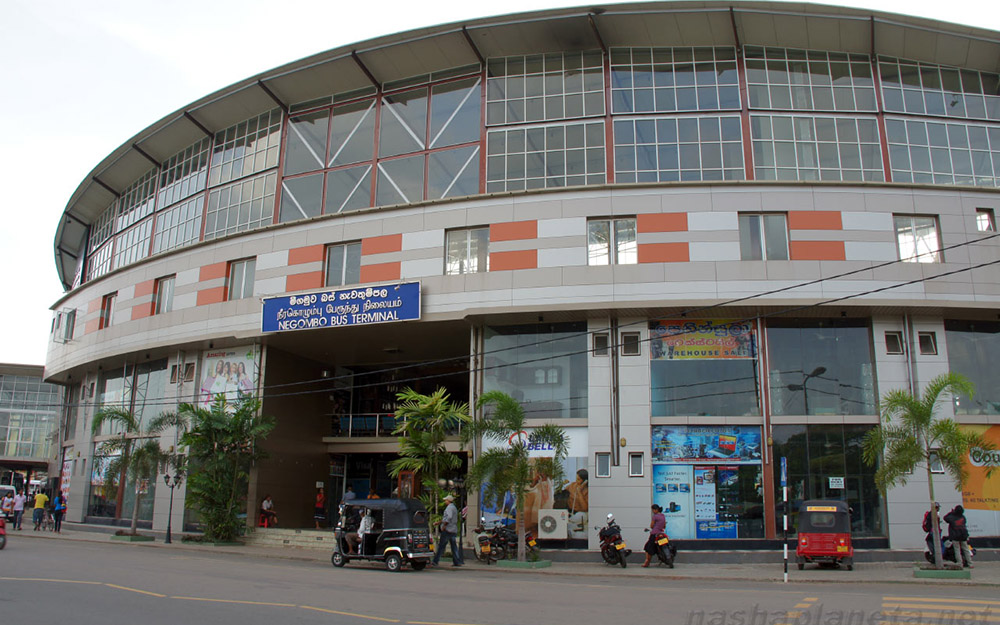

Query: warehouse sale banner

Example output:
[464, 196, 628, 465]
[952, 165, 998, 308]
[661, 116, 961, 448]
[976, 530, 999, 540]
[649, 319, 756, 360]
[961, 425, 1000, 511]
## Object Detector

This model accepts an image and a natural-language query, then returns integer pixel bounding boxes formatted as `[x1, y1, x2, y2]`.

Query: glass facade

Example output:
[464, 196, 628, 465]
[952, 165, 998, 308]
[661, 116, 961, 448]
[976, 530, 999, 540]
[610, 47, 740, 114]
[885, 117, 1000, 186]
[487, 51, 604, 125]
[750, 114, 883, 181]
[766, 319, 876, 416]
[486, 121, 605, 191]
[0, 372, 61, 460]
[771, 424, 884, 537]
[879, 57, 1000, 122]
[483, 323, 588, 420]
[614, 115, 744, 182]
[745, 47, 876, 112]
[945, 320, 1000, 415]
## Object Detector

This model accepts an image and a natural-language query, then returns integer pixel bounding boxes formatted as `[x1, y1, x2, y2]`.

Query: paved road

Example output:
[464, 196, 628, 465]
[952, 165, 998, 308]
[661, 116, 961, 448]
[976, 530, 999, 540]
[3, 536, 999, 625]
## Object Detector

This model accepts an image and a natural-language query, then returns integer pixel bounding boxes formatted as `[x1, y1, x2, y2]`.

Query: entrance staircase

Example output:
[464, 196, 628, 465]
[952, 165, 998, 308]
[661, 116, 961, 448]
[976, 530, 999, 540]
[242, 527, 336, 550]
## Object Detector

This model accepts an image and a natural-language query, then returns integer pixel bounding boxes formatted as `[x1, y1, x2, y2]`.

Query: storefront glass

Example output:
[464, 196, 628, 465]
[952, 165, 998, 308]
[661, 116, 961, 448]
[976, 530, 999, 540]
[483, 323, 588, 419]
[945, 320, 1000, 415]
[771, 424, 884, 537]
[649, 319, 760, 416]
[651, 425, 764, 539]
[767, 319, 876, 416]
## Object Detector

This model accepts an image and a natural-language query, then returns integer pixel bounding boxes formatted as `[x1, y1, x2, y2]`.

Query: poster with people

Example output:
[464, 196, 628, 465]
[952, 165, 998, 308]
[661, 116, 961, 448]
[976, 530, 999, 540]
[479, 427, 589, 543]
[199, 345, 260, 408]
[653, 464, 694, 538]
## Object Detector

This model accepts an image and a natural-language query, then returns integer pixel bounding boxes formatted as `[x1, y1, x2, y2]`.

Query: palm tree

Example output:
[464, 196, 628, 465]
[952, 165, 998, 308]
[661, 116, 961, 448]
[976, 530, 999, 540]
[862, 372, 991, 569]
[388, 387, 470, 519]
[462, 390, 567, 562]
[91, 408, 182, 535]
[177, 396, 275, 542]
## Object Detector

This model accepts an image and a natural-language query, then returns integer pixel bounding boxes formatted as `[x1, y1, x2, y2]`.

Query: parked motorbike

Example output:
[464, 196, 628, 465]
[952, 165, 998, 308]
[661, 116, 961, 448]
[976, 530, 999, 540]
[473, 518, 498, 564]
[596, 513, 629, 568]
[924, 535, 975, 565]
[0, 514, 7, 550]
[644, 527, 676, 568]
[475, 519, 539, 561]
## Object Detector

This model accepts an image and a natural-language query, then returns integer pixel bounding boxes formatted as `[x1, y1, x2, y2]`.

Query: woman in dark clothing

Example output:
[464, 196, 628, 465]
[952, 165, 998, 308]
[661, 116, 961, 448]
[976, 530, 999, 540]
[642, 504, 667, 567]
[943, 505, 973, 568]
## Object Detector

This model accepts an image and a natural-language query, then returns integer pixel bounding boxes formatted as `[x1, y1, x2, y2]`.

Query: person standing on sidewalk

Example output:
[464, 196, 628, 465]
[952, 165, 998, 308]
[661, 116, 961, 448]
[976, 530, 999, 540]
[52, 492, 67, 533]
[432, 494, 463, 567]
[12, 490, 26, 530]
[32, 490, 49, 531]
[943, 505, 973, 568]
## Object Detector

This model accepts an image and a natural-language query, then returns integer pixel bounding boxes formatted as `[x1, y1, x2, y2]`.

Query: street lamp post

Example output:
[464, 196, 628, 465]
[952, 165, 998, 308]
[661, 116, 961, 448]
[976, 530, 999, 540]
[787, 366, 827, 414]
[163, 471, 184, 544]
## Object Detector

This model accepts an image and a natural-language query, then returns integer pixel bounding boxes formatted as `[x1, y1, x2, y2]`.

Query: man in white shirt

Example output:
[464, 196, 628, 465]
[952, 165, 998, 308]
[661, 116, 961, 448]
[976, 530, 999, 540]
[12, 490, 27, 530]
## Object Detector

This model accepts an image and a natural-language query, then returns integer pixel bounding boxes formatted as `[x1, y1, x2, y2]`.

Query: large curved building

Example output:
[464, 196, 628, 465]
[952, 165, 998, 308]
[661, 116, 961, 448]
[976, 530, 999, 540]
[47, 1, 1000, 550]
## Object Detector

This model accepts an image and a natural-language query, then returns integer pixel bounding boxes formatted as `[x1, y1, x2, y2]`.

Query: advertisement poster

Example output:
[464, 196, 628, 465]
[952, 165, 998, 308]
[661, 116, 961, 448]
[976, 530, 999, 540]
[60, 454, 73, 500]
[649, 319, 756, 360]
[653, 464, 694, 539]
[480, 428, 589, 542]
[651, 426, 762, 464]
[961, 425, 1000, 511]
[199, 345, 260, 408]
[693, 467, 716, 521]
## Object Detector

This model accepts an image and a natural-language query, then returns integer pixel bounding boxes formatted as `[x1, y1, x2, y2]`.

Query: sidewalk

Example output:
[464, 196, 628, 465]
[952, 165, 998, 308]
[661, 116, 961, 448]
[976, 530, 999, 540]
[10, 523, 999, 587]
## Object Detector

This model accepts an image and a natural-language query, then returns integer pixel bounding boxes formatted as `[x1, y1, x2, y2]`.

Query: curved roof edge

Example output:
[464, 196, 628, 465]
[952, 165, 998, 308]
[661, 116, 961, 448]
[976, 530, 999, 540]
[53, 0, 1000, 291]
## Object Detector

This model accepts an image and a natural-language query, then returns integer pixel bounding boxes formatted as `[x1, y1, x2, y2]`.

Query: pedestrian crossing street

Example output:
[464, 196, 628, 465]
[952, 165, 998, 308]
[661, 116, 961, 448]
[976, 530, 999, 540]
[879, 596, 1000, 624]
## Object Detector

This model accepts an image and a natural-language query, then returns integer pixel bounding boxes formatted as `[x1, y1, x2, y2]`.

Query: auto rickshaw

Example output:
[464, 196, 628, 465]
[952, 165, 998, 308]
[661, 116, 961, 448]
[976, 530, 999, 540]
[331, 498, 434, 572]
[795, 500, 854, 570]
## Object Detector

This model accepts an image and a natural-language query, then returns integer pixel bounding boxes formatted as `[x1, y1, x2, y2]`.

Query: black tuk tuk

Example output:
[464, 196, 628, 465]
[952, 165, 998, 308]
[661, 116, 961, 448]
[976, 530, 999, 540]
[331, 498, 434, 572]
[795, 500, 854, 570]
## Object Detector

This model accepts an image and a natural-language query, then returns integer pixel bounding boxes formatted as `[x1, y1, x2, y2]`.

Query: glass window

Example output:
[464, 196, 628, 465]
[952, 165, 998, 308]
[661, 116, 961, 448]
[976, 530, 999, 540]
[918, 331, 938, 355]
[204, 172, 277, 240]
[744, 46, 876, 112]
[325, 242, 362, 287]
[117, 169, 157, 231]
[894, 215, 941, 263]
[596, 452, 611, 478]
[428, 146, 480, 199]
[430, 78, 481, 148]
[884, 331, 904, 355]
[379, 89, 428, 158]
[611, 47, 739, 114]
[227, 258, 256, 300]
[99, 293, 116, 330]
[879, 56, 1000, 122]
[113, 219, 152, 270]
[152, 196, 203, 254]
[588, 218, 637, 265]
[977, 208, 997, 231]
[209, 109, 282, 186]
[87, 242, 113, 282]
[483, 322, 589, 420]
[766, 319, 876, 416]
[885, 117, 1000, 186]
[750, 114, 883, 181]
[593, 333, 610, 356]
[154, 275, 175, 315]
[487, 51, 604, 125]
[739, 213, 788, 260]
[614, 115, 744, 182]
[157, 138, 210, 210]
[771, 424, 884, 537]
[284, 110, 330, 176]
[486, 121, 606, 192]
[329, 100, 376, 167]
[62, 310, 76, 342]
[376, 154, 425, 206]
[945, 319, 1000, 415]
[621, 332, 641, 356]
[279, 173, 324, 223]
[445, 227, 489, 275]
[649, 319, 760, 417]
[325, 165, 373, 214]
[628, 452, 644, 477]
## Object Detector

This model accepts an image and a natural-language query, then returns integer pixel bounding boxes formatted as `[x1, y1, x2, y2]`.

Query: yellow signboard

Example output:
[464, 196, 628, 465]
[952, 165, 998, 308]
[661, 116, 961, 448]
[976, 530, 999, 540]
[961, 425, 1000, 511]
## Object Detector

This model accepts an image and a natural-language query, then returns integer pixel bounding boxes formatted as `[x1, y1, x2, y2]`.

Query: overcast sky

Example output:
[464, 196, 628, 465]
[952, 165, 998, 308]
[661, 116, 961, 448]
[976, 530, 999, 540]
[0, 0, 995, 367]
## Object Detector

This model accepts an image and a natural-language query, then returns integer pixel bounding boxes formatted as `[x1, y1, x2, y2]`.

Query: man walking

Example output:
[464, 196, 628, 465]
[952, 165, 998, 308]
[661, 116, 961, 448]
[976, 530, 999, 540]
[432, 494, 464, 567]
[12, 490, 26, 530]
[32, 490, 49, 531]
[944, 505, 973, 568]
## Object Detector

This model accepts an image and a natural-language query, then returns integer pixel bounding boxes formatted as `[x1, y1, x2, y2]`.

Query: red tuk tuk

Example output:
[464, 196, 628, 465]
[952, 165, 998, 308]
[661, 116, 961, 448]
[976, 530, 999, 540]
[795, 500, 853, 570]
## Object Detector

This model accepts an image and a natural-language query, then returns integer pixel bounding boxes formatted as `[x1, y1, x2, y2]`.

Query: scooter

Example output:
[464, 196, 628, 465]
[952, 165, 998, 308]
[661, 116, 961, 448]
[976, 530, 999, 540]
[473, 518, 498, 564]
[0, 514, 7, 549]
[596, 513, 629, 568]
[644, 527, 676, 568]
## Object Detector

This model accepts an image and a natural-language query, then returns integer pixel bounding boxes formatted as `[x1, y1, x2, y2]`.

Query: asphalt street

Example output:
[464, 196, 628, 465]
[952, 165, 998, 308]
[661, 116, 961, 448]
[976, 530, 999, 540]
[2, 535, 999, 625]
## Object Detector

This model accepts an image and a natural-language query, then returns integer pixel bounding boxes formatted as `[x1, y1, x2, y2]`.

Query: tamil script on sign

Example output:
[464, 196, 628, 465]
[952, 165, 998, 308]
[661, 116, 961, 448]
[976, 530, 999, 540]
[261, 282, 420, 333]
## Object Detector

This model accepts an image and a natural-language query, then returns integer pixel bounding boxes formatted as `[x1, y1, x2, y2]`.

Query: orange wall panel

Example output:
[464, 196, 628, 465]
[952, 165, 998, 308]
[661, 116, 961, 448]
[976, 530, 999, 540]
[84, 318, 101, 335]
[200, 262, 228, 281]
[286, 271, 324, 292]
[288, 245, 325, 265]
[490, 220, 537, 242]
[133, 279, 156, 298]
[131, 303, 153, 320]
[87, 298, 103, 314]
[638, 242, 690, 263]
[637, 213, 688, 233]
[790, 240, 846, 261]
[490, 250, 538, 271]
[788, 211, 842, 230]
[359, 262, 401, 283]
[362, 234, 403, 256]
[197, 286, 228, 306]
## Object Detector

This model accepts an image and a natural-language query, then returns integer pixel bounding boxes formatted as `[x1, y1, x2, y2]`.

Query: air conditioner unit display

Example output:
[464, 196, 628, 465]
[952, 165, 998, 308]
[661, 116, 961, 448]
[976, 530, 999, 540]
[537, 509, 568, 539]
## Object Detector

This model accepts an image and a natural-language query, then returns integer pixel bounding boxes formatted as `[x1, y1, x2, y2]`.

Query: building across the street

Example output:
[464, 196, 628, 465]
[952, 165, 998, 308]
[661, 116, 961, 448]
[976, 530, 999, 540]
[0, 363, 62, 493]
[46, 1, 1000, 549]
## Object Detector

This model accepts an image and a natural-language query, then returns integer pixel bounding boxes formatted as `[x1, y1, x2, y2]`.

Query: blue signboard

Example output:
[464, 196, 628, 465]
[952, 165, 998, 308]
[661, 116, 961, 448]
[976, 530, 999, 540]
[780, 456, 787, 488]
[261, 282, 420, 333]
[651, 425, 762, 465]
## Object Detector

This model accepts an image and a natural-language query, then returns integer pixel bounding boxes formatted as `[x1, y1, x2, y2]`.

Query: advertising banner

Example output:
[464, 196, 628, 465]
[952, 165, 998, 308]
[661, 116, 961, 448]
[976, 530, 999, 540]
[651, 426, 762, 464]
[199, 345, 259, 409]
[961, 425, 1000, 511]
[262, 282, 420, 333]
[653, 464, 694, 539]
[649, 319, 756, 360]
[693, 467, 717, 521]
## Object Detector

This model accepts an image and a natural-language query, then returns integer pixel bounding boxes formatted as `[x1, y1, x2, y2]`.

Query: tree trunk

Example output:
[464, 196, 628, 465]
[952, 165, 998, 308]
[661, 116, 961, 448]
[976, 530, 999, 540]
[926, 463, 944, 569]
[130, 476, 142, 535]
[516, 490, 526, 562]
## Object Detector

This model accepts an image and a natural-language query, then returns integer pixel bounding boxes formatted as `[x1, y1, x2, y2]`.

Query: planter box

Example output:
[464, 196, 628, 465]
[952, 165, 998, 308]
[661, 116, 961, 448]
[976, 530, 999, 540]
[912, 566, 971, 579]
[111, 534, 155, 542]
[496, 559, 552, 569]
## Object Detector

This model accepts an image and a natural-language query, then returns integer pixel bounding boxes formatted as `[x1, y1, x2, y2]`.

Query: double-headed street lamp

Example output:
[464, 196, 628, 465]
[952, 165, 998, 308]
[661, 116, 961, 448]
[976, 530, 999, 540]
[163, 471, 184, 544]
[787, 366, 827, 415]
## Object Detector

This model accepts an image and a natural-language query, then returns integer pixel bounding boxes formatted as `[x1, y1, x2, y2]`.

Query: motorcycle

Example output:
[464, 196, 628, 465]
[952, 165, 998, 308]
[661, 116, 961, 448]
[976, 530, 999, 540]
[924, 535, 975, 565]
[473, 518, 498, 564]
[644, 527, 676, 568]
[0, 514, 6, 550]
[596, 513, 630, 568]
[475, 519, 539, 561]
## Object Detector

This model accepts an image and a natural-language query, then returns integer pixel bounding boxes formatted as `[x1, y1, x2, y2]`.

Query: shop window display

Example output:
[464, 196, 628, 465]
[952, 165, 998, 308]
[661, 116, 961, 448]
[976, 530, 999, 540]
[771, 424, 884, 537]
[945, 320, 1000, 414]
